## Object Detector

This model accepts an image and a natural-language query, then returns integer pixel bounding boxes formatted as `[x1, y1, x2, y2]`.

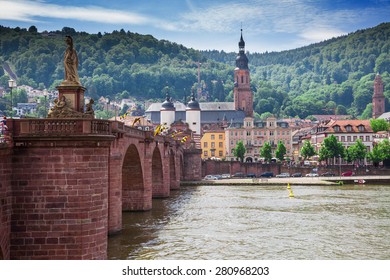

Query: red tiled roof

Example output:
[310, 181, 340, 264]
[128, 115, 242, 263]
[324, 120, 373, 133]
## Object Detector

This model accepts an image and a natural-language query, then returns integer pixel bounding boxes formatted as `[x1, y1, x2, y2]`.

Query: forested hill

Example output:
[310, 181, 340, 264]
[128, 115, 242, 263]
[0, 23, 389, 119]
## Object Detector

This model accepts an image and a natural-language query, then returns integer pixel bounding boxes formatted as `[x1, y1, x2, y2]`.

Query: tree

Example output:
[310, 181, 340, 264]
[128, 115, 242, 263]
[318, 135, 345, 164]
[300, 140, 316, 160]
[260, 142, 272, 163]
[370, 118, 390, 132]
[368, 139, 390, 166]
[346, 139, 367, 164]
[233, 141, 246, 162]
[275, 141, 286, 161]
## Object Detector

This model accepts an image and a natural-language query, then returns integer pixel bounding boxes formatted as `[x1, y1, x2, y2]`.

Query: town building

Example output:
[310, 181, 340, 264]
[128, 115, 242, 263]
[312, 119, 374, 154]
[200, 130, 226, 159]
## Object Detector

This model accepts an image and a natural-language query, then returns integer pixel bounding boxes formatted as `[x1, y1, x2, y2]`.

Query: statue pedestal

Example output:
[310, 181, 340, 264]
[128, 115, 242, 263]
[56, 84, 86, 113]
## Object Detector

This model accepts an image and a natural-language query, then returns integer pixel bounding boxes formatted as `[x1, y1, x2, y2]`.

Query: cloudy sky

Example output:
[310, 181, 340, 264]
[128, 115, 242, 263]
[0, 0, 389, 52]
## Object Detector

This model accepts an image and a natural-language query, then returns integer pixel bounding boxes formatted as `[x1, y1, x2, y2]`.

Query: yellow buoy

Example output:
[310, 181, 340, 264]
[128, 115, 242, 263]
[289, 189, 294, 198]
[287, 183, 291, 189]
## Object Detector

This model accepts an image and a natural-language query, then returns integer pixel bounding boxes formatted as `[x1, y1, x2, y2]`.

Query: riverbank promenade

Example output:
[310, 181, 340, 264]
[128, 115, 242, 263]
[182, 175, 390, 186]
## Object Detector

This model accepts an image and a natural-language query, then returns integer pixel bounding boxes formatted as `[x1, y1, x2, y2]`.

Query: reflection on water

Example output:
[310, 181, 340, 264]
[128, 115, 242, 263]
[108, 184, 390, 260]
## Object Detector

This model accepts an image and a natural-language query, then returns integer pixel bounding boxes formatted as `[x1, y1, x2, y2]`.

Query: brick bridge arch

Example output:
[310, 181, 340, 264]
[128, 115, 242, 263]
[3, 119, 201, 259]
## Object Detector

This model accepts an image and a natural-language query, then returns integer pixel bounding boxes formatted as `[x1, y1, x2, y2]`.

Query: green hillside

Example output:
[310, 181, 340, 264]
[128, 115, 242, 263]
[1, 23, 390, 119]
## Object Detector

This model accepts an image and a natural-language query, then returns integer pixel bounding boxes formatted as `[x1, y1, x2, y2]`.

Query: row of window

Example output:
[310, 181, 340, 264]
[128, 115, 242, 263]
[203, 142, 224, 148]
[230, 140, 291, 146]
[230, 130, 290, 136]
[204, 150, 223, 157]
[209, 134, 223, 140]
[337, 135, 371, 142]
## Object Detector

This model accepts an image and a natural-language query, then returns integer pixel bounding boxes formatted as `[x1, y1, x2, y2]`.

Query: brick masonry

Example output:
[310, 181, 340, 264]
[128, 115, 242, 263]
[10, 140, 111, 259]
[3, 119, 202, 258]
[0, 146, 12, 260]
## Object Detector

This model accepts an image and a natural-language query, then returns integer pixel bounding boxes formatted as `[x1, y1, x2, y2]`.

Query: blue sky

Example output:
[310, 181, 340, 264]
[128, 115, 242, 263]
[0, 0, 389, 52]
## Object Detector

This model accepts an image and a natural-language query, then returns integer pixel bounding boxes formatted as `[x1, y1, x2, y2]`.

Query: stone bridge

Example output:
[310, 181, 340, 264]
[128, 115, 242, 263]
[0, 118, 201, 260]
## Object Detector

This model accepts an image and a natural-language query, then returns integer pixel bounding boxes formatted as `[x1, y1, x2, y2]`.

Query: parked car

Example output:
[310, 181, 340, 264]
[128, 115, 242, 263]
[213, 174, 222, 180]
[305, 173, 319, 177]
[259, 172, 273, 178]
[276, 173, 290, 178]
[342, 171, 353, 176]
[232, 172, 246, 178]
[291, 173, 302, 177]
[321, 171, 336, 177]
[246, 173, 256, 178]
[204, 175, 218, 180]
[221, 174, 231, 179]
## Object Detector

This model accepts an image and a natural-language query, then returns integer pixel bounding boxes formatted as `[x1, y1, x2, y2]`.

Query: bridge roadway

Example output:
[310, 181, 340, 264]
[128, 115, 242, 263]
[183, 175, 390, 186]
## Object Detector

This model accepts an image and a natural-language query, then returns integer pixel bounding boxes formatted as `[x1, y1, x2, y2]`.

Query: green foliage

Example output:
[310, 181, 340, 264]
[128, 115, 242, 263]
[260, 142, 272, 163]
[300, 140, 316, 160]
[367, 139, 390, 165]
[233, 141, 246, 162]
[1, 23, 390, 118]
[345, 139, 367, 163]
[275, 141, 286, 161]
[370, 118, 390, 132]
[318, 135, 345, 164]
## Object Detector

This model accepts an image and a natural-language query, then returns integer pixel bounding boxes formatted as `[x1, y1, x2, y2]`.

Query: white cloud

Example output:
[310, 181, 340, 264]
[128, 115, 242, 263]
[0, 0, 150, 25]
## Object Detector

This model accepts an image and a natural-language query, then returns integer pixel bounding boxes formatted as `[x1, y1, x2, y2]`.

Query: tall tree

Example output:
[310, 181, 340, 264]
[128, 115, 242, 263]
[260, 142, 273, 163]
[300, 140, 316, 160]
[345, 139, 367, 164]
[233, 140, 246, 162]
[275, 141, 286, 161]
[318, 135, 345, 164]
[370, 118, 390, 132]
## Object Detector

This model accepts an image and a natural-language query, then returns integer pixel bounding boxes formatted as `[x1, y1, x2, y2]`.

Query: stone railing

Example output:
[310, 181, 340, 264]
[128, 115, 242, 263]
[12, 119, 112, 137]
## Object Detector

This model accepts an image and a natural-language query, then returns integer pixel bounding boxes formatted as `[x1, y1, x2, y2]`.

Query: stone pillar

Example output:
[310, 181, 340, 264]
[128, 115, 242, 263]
[182, 148, 202, 181]
[10, 138, 112, 260]
[56, 85, 86, 113]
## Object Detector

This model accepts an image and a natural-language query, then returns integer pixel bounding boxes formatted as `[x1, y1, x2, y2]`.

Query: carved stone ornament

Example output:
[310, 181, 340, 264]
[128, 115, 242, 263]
[48, 96, 94, 119]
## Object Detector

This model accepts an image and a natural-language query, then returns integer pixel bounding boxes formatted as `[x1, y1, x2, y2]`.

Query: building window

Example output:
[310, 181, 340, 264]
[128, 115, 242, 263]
[211, 150, 215, 157]
[247, 131, 251, 136]
[270, 131, 274, 136]
[345, 125, 352, 132]
[211, 142, 215, 148]
[333, 125, 340, 132]
[204, 142, 208, 148]
[360, 136, 363, 140]
[353, 136, 357, 141]
[341, 136, 345, 142]
[231, 140, 233, 145]
[204, 151, 208, 157]
[358, 125, 365, 132]
[211, 134, 215, 140]
[347, 136, 351, 142]
[219, 151, 223, 157]
[366, 136, 370, 141]
[219, 134, 223, 140]
[219, 142, 223, 148]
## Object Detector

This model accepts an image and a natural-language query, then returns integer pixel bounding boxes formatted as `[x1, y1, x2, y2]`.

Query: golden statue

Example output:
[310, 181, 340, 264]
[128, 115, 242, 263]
[63, 35, 80, 85]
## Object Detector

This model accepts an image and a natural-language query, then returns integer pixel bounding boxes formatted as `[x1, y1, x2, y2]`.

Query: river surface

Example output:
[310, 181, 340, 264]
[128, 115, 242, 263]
[108, 184, 390, 260]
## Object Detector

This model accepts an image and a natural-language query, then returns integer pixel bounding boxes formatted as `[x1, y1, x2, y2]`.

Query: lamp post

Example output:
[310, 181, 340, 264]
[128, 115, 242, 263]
[8, 79, 16, 118]
[43, 89, 48, 117]
[339, 154, 342, 178]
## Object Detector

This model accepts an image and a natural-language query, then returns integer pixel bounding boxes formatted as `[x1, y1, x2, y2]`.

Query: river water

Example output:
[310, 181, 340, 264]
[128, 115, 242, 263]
[108, 184, 390, 260]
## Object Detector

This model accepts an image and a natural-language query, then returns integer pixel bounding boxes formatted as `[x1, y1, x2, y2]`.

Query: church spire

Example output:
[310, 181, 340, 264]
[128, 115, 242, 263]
[236, 28, 249, 70]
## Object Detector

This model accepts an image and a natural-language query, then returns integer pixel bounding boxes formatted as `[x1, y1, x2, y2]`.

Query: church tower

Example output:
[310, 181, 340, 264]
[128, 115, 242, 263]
[372, 73, 385, 119]
[234, 29, 253, 117]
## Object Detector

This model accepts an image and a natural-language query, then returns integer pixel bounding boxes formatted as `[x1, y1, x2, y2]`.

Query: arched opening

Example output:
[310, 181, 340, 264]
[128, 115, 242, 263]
[122, 144, 143, 211]
[152, 147, 164, 197]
